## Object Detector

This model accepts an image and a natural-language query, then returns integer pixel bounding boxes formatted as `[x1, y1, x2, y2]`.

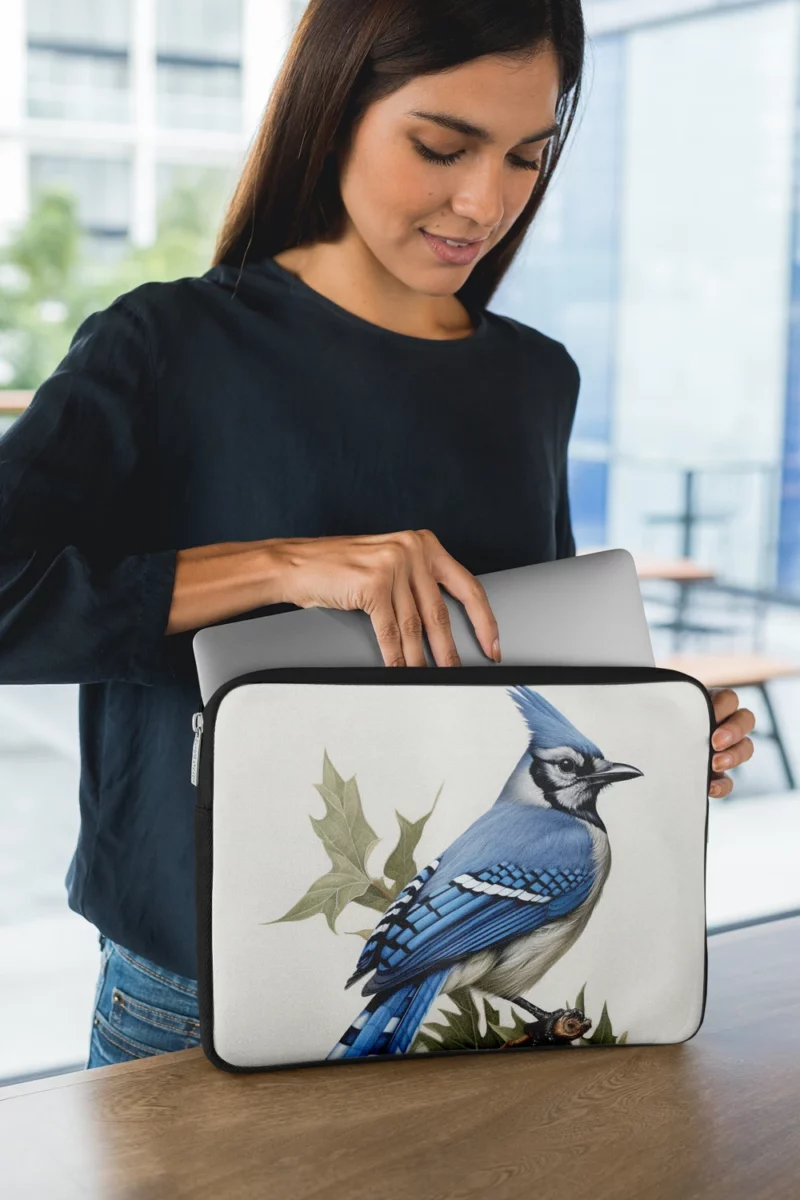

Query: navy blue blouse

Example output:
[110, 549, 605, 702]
[0, 256, 579, 977]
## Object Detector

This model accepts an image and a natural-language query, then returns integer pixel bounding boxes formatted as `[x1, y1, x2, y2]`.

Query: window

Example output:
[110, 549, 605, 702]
[156, 0, 241, 59]
[27, 48, 130, 124]
[156, 60, 241, 131]
[26, 0, 131, 124]
[156, 0, 242, 131]
[27, 0, 130, 46]
[29, 155, 131, 241]
[155, 161, 235, 234]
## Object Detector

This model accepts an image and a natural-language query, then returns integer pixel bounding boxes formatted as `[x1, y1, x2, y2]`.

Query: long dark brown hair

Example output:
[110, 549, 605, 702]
[213, 0, 585, 313]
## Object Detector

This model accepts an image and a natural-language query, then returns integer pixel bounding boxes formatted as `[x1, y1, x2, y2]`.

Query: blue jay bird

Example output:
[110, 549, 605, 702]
[328, 686, 644, 1059]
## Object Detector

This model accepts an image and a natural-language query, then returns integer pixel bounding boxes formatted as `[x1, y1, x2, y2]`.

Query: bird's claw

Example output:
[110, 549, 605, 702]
[548, 1007, 592, 1043]
[502, 1007, 592, 1048]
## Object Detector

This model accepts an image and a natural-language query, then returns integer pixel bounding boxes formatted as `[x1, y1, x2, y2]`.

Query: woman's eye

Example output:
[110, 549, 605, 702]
[413, 141, 541, 172]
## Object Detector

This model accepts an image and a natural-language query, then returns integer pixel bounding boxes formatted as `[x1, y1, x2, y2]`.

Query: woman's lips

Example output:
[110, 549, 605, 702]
[420, 229, 484, 265]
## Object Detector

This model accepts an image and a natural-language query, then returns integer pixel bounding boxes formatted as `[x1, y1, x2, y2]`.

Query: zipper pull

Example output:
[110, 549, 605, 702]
[190, 712, 204, 787]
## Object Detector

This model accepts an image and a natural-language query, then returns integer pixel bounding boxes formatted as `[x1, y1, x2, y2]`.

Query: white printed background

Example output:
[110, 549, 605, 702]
[210, 680, 710, 1067]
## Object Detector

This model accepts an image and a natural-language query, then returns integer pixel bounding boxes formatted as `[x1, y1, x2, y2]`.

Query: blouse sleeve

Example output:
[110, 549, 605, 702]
[0, 298, 178, 685]
[554, 342, 580, 560]
[555, 467, 576, 559]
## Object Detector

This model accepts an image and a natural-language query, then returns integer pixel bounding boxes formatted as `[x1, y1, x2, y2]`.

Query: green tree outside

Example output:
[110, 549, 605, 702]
[0, 171, 229, 392]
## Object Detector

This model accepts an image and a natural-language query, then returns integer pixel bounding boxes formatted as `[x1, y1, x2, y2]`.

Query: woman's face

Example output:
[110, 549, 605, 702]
[336, 46, 561, 296]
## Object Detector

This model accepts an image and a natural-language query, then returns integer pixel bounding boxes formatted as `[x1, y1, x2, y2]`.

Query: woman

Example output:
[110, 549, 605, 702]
[0, 0, 754, 1069]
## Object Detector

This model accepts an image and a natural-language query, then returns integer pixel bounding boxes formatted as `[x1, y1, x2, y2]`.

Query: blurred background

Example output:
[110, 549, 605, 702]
[1, 0, 799, 1083]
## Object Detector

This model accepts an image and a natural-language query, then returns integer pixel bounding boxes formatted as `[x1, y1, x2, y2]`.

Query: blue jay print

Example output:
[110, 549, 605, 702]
[329, 686, 644, 1059]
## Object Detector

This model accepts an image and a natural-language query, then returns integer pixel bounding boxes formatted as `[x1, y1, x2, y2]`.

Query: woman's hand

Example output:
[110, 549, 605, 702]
[709, 687, 756, 798]
[272, 528, 501, 667]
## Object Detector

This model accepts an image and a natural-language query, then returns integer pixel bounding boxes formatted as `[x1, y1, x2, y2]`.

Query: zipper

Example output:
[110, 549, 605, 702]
[191, 711, 204, 786]
[196, 665, 716, 805]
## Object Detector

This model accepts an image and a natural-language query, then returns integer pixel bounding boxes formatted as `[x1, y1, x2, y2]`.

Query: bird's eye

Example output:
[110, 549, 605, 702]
[558, 759, 576, 773]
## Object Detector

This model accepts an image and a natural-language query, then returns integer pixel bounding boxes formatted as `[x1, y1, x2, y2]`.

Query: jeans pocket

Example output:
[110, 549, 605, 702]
[107, 987, 201, 1056]
[93, 941, 201, 1063]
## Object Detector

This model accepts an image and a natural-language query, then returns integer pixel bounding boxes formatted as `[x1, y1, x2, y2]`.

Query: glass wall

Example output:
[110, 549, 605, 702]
[29, 154, 132, 240]
[778, 11, 800, 591]
[493, 33, 627, 553]
[497, 0, 799, 592]
[26, 0, 131, 124]
[609, 0, 796, 589]
[0, 0, 260, 1084]
[156, 0, 242, 131]
[27, 0, 130, 45]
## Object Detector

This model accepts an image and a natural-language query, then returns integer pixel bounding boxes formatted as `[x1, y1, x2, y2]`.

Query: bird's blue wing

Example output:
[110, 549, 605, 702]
[346, 856, 443, 987]
[360, 858, 595, 995]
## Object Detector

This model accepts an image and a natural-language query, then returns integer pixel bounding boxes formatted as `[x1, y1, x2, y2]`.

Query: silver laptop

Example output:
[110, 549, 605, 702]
[193, 548, 653, 705]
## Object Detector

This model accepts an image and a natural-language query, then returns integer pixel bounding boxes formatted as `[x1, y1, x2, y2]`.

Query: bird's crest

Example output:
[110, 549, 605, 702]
[506, 686, 603, 758]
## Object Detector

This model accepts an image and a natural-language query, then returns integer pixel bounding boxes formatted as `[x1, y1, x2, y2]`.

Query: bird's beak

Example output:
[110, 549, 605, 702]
[585, 759, 644, 785]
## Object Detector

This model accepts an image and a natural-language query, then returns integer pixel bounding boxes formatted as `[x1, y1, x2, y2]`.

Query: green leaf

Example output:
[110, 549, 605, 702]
[348, 930, 375, 940]
[411, 1030, 448, 1053]
[617, 1030, 628, 1044]
[411, 981, 626, 1052]
[483, 999, 501, 1027]
[486, 1005, 530, 1046]
[412, 989, 513, 1052]
[414, 986, 626, 1052]
[265, 866, 373, 932]
[310, 776, 380, 880]
[263, 750, 381, 932]
[322, 747, 347, 797]
[383, 783, 443, 891]
[410, 987, 481, 1052]
[353, 882, 393, 913]
[583, 999, 617, 1044]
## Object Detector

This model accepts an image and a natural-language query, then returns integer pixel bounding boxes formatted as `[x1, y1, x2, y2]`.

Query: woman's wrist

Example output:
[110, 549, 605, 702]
[257, 537, 291, 607]
[165, 538, 291, 635]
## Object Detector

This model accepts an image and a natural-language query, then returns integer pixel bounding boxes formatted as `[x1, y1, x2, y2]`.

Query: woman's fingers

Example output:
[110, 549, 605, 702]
[712, 735, 755, 774]
[710, 687, 740, 727]
[280, 528, 500, 668]
[392, 571, 433, 667]
[420, 533, 500, 663]
[406, 568, 461, 667]
[366, 589, 408, 667]
[712, 705, 756, 752]
[711, 689, 756, 749]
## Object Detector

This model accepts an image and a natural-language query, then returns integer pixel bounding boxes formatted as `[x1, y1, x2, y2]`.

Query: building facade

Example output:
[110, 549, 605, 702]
[0, 0, 291, 253]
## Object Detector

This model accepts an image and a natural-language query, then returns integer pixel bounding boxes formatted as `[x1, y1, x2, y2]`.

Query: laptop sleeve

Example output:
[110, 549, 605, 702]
[192, 664, 714, 1072]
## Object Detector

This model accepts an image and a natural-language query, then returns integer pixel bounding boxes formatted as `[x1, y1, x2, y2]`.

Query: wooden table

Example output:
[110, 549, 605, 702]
[658, 652, 800, 690]
[2, 916, 799, 1199]
[580, 547, 720, 650]
[578, 548, 717, 582]
[658, 652, 800, 790]
[0, 391, 33, 416]
[627, 555, 717, 585]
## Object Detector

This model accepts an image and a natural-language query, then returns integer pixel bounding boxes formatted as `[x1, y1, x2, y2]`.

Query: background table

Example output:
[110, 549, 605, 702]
[579, 546, 720, 649]
[2, 916, 799, 1199]
[659, 651, 800, 790]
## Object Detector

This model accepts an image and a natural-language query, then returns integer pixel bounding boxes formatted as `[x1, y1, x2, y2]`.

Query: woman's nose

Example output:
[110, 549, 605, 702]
[450, 163, 506, 230]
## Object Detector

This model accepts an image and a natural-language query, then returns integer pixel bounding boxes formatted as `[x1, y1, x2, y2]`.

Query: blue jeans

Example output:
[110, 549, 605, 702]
[86, 933, 201, 1069]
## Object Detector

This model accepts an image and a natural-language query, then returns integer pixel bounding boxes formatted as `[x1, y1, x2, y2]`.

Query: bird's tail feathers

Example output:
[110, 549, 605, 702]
[328, 969, 448, 1060]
